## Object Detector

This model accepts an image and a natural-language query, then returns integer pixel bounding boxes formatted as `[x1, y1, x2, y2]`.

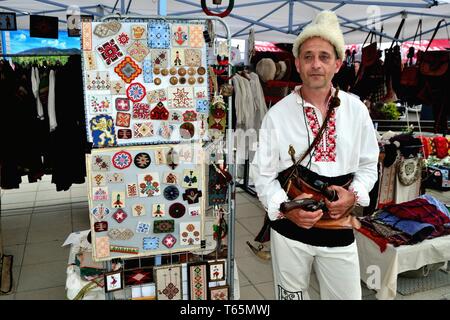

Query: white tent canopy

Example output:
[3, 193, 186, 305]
[1, 0, 449, 45]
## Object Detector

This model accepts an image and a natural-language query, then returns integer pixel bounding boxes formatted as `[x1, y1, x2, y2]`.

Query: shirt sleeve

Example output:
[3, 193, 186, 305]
[250, 113, 288, 221]
[349, 107, 380, 207]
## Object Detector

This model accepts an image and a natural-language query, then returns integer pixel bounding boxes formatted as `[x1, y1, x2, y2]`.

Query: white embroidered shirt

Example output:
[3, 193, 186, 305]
[250, 86, 379, 221]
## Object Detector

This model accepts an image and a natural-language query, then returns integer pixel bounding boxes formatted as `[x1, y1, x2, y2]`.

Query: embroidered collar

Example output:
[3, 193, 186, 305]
[294, 85, 338, 110]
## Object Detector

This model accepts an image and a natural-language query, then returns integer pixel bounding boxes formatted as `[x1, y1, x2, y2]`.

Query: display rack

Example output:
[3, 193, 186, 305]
[80, 13, 237, 300]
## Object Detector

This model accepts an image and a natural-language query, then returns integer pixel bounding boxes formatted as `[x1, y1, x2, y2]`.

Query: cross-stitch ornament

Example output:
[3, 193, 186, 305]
[132, 203, 146, 216]
[166, 147, 179, 169]
[90, 115, 117, 147]
[112, 151, 132, 169]
[115, 57, 142, 84]
[182, 188, 203, 204]
[154, 220, 175, 233]
[97, 39, 124, 66]
[111, 191, 126, 208]
[138, 173, 161, 197]
[113, 208, 128, 223]
[127, 83, 147, 102]
[152, 203, 166, 218]
[143, 237, 159, 250]
[162, 234, 177, 249]
[163, 185, 180, 201]
[134, 152, 151, 169]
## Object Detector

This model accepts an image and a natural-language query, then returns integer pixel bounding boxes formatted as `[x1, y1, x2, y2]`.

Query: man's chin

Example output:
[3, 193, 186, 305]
[306, 82, 328, 90]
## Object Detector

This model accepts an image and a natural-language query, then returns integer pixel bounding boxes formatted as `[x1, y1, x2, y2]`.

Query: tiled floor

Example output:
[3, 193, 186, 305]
[1, 176, 449, 300]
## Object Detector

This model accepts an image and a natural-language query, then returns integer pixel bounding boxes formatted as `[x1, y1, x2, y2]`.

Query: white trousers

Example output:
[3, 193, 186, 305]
[271, 228, 362, 300]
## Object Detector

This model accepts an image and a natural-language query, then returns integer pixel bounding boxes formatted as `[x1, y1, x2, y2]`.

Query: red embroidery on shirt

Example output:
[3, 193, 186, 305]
[304, 107, 337, 162]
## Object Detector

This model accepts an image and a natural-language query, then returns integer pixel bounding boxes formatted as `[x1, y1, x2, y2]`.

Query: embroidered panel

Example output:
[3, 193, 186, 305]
[110, 81, 126, 95]
[82, 20, 209, 146]
[127, 40, 150, 62]
[185, 49, 202, 67]
[81, 22, 92, 50]
[188, 262, 208, 300]
[132, 203, 146, 217]
[209, 285, 229, 300]
[304, 107, 337, 162]
[134, 122, 154, 138]
[172, 24, 189, 47]
[138, 173, 161, 197]
[108, 228, 134, 240]
[179, 222, 201, 246]
[127, 83, 146, 102]
[116, 112, 131, 127]
[124, 268, 153, 286]
[147, 89, 167, 104]
[86, 71, 110, 91]
[96, 39, 124, 66]
[95, 236, 110, 258]
[131, 24, 147, 40]
[91, 203, 110, 221]
[151, 49, 169, 68]
[189, 25, 205, 48]
[208, 164, 228, 205]
[155, 265, 182, 300]
[168, 87, 193, 109]
[209, 260, 225, 282]
[84, 51, 97, 70]
[171, 48, 185, 66]
[116, 31, 130, 47]
[148, 21, 171, 49]
[142, 59, 153, 83]
[114, 56, 142, 84]
[143, 236, 159, 250]
[89, 115, 117, 148]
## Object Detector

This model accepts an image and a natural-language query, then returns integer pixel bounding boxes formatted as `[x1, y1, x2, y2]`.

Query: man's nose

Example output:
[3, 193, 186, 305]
[311, 56, 321, 69]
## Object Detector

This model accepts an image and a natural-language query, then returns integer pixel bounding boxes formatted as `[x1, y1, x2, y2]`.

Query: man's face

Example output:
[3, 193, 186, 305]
[294, 37, 342, 90]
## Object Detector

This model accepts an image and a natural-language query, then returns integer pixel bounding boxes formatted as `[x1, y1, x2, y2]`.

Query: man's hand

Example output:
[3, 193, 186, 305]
[283, 193, 323, 229]
[324, 185, 356, 219]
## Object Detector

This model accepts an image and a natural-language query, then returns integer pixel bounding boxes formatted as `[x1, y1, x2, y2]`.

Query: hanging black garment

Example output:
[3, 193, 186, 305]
[0, 61, 44, 189]
[51, 55, 89, 191]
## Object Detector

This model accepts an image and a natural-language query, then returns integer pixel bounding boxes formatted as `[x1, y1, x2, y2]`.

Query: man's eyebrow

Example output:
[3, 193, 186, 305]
[301, 50, 332, 55]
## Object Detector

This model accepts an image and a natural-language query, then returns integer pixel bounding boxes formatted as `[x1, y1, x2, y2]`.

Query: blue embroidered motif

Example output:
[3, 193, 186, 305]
[196, 99, 209, 113]
[143, 237, 160, 250]
[143, 59, 153, 83]
[136, 221, 151, 234]
[90, 114, 117, 147]
[148, 22, 171, 49]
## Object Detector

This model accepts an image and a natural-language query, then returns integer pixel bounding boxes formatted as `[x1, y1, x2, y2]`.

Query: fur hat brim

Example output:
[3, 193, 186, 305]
[292, 10, 345, 60]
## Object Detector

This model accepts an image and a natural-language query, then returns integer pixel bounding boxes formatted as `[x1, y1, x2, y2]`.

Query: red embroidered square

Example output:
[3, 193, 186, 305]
[133, 103, 151, 120]
[116, 112, 131, 127]
[150, 102, 169, 120]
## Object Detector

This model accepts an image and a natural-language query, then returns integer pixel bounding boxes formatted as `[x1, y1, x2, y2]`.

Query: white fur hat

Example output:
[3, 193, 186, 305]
[292, 10, 345, 60]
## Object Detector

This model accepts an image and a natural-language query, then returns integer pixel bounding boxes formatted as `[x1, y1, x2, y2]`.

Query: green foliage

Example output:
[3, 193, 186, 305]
[380, 102, 401, 120]
[11, 56, 69, 66]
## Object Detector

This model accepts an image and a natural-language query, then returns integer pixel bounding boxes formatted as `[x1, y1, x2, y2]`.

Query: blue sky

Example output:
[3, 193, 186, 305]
[6, 29, 80, 53]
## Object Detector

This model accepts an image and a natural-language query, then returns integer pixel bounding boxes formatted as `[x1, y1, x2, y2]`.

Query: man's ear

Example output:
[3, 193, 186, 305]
[294, 57, 301, 74]
[334, 58, 343, 74]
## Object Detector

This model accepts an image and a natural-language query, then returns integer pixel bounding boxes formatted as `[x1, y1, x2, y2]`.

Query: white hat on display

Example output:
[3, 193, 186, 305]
[292, 10, 345, 60]
[255, 58, 288, 82]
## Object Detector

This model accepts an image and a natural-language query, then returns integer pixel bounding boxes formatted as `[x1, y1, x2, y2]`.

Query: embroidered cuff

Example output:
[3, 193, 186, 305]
[267, 188, 289, 221]
[349, 181, 369, 207]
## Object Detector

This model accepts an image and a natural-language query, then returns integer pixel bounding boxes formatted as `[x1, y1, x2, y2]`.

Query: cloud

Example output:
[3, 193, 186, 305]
[14, 33, 27, 41]
[47, 39, 60, 47]
[59, 42, 67, 49]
